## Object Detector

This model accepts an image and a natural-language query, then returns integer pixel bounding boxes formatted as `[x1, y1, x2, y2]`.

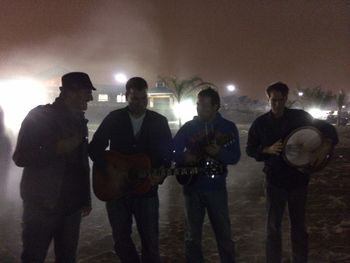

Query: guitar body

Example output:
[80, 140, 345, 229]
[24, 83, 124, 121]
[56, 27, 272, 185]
[92, 151, 152, 201]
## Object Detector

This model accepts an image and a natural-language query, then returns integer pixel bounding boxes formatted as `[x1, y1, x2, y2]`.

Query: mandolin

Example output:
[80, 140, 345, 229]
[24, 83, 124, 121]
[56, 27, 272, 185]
[175, 132, 236, 185]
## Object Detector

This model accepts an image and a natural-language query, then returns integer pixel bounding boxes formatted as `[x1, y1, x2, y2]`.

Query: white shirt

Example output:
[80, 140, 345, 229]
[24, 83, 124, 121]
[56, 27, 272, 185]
[129, 112, 146, 137]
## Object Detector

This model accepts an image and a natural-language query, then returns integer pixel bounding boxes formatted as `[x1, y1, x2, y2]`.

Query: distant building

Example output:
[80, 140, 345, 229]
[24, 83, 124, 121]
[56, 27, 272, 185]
[89, 84, 126, 107]
[87, 82, 177, 123]
[32, 68, 177, 124]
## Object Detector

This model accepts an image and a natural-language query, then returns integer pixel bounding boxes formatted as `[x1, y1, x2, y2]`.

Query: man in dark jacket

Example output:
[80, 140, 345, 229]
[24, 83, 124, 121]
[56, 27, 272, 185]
[13, 72, 95, 263]
[246, 82, 338, 263]
[89, 77, 172, 263]
[173, 87, 240, 263]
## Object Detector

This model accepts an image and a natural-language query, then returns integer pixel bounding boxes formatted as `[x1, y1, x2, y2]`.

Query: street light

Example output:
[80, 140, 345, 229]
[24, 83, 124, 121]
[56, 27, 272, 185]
[114, 73, 127, 84]
[227, 84, 236, 92]
[298, 91, 304, 97]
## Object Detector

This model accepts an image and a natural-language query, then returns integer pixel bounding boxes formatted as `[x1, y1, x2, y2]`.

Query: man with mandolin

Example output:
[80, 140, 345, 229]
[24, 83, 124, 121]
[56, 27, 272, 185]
[173, 87, 241, 263]
[246, 82, 338, 263]
[89, 77, 172, 263]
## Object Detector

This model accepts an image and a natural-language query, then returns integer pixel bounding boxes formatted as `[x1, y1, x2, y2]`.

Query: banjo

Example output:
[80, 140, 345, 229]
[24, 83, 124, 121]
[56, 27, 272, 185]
[282, 126, 333, 173]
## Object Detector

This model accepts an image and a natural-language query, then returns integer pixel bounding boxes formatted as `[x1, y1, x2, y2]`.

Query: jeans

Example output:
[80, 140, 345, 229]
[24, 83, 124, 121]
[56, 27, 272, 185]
[184, 190, 235, 263]
[21, 203, 82, 263]
[106, 194, 160, 263]
[266, 185, 308, 263]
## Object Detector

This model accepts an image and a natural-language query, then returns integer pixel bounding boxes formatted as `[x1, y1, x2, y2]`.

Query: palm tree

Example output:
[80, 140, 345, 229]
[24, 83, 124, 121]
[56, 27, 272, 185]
[158, 76, 215, 127]
[296, 85, 335, 109]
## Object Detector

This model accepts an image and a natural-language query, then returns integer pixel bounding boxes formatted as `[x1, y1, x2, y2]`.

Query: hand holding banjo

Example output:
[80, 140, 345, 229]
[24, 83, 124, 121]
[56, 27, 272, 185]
[262, 139, 284, 155]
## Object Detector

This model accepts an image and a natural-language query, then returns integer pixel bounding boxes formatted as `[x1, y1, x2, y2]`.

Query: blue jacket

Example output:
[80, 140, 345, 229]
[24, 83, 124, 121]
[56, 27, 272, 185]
[173, 113, 240, 193]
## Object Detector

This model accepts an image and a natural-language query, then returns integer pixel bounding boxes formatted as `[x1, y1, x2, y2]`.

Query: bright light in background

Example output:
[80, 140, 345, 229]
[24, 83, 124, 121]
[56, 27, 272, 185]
[173, 99, 197, 124]
[298, 91, 304, 96]
[227, 84, 236, 92]
[306, 108, 330, 120]
[114, 73, 127, 84]
[0, 78, 48, 132]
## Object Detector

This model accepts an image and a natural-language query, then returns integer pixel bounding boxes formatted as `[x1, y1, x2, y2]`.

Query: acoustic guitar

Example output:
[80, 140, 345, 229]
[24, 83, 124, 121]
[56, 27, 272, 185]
[92, 151, 222, 201]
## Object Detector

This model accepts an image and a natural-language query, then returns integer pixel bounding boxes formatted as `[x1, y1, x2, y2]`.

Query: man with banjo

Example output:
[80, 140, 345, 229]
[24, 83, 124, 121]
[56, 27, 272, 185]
[246, 82, 338, 263]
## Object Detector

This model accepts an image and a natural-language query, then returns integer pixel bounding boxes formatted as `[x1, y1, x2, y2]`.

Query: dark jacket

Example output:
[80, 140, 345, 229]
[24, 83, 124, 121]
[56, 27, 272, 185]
[173, 113, 241, 193]
[13, 99, 91, 213]
[88, 107, 173, 197]
[246, 108, 338, 189]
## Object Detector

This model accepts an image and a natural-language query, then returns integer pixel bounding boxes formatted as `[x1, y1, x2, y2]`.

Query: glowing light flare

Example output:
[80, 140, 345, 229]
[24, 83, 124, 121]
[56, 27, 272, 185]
[172, 99, 197, 124]
[306, 108, 330, 120]
[227, 84, 236, 92]
[0, 78, 48, 132]
[114, 73, 127, 84]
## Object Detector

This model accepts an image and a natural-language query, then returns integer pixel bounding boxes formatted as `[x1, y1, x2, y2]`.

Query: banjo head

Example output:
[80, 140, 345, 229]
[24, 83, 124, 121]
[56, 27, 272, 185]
[283, 126, 323, 168]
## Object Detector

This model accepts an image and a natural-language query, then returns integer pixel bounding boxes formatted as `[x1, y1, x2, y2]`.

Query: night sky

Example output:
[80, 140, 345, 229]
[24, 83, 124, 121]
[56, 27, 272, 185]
[1, 0, 349, 98]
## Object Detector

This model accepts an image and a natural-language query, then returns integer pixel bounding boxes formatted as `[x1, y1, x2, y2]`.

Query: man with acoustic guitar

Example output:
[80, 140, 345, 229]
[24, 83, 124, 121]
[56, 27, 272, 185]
[173, 87, 241, 263]
[246, 82, 338, 263]
[89, 77, 172, 263]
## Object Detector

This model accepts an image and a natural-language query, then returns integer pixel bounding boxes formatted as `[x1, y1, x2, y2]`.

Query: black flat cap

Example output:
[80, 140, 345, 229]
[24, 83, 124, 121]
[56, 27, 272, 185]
[61, 72, 96, 90]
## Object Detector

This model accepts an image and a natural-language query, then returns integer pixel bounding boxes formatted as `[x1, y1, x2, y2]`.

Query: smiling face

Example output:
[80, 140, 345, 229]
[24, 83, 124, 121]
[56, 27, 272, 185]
[65, 88, 93, 111]
[268, 90, 287, 117]
[126, 87, 148, 117]
[197, 95, 219, 122]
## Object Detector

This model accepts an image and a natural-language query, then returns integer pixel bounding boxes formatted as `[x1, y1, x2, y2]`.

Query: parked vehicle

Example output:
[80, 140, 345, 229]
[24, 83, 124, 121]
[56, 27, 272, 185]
[326, 111, 349, 126]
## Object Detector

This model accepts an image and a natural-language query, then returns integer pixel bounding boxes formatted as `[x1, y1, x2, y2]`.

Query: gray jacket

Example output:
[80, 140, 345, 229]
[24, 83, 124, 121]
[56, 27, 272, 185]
[13, 99, 91, 212]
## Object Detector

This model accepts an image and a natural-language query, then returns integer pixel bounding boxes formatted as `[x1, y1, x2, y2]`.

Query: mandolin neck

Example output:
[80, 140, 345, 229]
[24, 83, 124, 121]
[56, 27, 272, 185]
[149, 166, 199, 177]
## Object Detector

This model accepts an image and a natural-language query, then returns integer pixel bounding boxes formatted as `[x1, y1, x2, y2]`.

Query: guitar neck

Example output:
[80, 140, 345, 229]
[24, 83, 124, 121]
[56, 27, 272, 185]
[150, 167, 199, 177]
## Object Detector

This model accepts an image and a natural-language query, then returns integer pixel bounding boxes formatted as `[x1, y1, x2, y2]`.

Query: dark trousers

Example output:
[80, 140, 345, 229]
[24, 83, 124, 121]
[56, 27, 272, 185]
[106, 195, 160, 263]
[266, 185, 308, 263]
[21, 203, 82, 263]
[184, 190, 235, 263]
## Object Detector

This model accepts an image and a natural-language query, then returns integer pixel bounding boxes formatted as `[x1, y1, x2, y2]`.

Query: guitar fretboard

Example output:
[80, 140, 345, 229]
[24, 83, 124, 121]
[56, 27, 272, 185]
[149, 167, 199, 177]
